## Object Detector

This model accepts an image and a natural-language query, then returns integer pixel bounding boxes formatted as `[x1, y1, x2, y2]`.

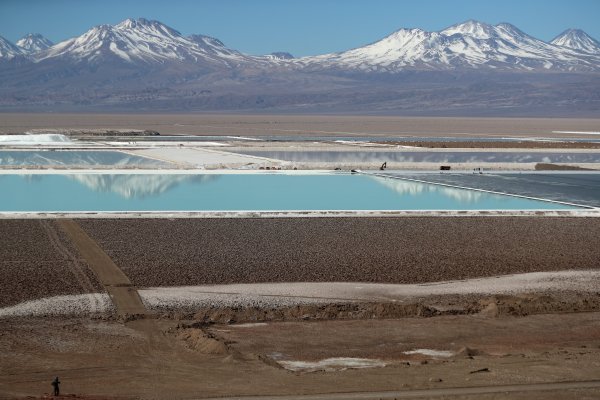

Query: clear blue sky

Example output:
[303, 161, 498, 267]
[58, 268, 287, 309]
[1, 0, 599, 56]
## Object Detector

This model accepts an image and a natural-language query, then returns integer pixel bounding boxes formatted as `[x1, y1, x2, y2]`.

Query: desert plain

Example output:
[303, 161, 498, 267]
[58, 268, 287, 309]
[0, 114, 600, 399]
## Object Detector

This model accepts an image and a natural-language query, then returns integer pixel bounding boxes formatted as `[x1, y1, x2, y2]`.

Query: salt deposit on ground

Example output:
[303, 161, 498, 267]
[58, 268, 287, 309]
[333, 140, 391, 147]
[230, 323, 269, 328]
[225, 136, 263, 141]
[131, 147, 282, 168]
[403, 349, 455, 358]
[0, 134, 72, 145]
[138, 271, 600, 310]
[106, 141, 229, 147]
[139, 290, 329, 311]
[0, 293, 112, 318]
[278, 357, 386, 372]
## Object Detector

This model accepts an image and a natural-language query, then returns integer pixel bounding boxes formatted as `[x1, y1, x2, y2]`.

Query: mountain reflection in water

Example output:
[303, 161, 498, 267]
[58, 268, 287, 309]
[67, 174, 219, 199]
[372, 176, 485, 203]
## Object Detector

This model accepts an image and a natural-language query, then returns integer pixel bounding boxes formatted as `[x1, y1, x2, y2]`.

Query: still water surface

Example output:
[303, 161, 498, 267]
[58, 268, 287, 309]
[0, 173, 578, 212]
[235, 151, 600, 163]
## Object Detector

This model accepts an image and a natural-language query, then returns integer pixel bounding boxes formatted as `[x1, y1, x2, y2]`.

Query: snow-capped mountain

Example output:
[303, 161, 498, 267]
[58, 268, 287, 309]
[266, 52, 294, 60]
[12, 18, 600, 72]
[0, 35, 23, 59]
[186, 34, 243, 59]
[298, 20, 600, 72]
[1, 18, 599, 114]
[551, 29, 600, 54]
[35, 18, 252, 66]
[16, 33, 53, 54]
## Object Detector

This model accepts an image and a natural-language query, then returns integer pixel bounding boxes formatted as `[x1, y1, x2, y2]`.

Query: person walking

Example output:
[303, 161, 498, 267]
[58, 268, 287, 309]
[51, 376, 60, 396]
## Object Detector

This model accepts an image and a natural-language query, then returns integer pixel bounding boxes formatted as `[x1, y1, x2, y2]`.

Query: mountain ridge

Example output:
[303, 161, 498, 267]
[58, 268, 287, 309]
[1, 18, 598, 71]
[297, 20, 600, 72]
[0, 18, 599, 115]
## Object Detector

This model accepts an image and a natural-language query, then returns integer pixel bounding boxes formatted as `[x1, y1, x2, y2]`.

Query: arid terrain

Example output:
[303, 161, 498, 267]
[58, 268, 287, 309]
[1, 114, 600, 138]
[1, 217, 599, 399]
[2, 311, 600, 399]
[1, 114, 600, 399]
[78, 217, 600, 287]
[0, 220, 103, 307]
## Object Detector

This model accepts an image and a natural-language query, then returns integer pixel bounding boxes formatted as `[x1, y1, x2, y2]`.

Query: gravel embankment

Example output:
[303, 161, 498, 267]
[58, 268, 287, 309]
[138, 271, 600, 312]
[0, 220, 104, 307]
[79, 217, 600, 288]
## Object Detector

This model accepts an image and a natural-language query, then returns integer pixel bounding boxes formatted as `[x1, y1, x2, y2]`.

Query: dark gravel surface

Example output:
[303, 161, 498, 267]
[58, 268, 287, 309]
[0, 220, 103, 307]
[79, 217, 600, 288]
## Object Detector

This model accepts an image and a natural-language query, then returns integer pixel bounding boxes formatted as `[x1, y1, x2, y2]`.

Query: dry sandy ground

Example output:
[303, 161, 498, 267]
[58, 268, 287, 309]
[1, 310, 599, 399]
[1, 218, 600, 399]
[1, 114, 600, 138]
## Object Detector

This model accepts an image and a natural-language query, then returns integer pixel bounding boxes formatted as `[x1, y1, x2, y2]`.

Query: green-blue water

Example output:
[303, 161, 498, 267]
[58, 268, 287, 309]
[0, 173, 580, 212]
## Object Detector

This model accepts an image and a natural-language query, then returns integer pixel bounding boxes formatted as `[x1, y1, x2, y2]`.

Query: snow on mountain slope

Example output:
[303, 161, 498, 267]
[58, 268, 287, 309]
[35, 18, 252, 66]
[16, 33, 53, 54]
[187, 34, 242, 58]
[298, 20, 600, 72]
[265, 52, 295, 60]
[3, 18, 599, 74]
[551, 29, 600, 54]
[0, 35, 24, 59]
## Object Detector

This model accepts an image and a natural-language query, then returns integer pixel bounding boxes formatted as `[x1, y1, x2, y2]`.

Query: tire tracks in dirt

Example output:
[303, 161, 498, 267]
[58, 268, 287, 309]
[56, 219, 148, 316]
[38, 220, 104, 313]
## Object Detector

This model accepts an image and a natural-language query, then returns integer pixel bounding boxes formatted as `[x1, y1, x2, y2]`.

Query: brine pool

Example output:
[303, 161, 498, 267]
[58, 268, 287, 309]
[0, 150, 171, 167]
[0, 172, 584, 213]
[233, 150, 600, 164]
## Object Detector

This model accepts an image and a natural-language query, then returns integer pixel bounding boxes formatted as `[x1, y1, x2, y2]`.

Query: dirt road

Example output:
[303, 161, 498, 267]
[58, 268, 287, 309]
[57, 219, 147, 316]
[202, 380, 600, 399]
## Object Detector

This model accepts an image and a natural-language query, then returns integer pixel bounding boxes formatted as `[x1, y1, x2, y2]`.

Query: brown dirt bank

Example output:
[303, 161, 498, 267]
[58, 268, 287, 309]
[159, 292, 600, 324]
[0, 220, 103, 307]
[79, 217, 600, 288]
[2, 311, 600, 399]
[208, 310, 600, 364]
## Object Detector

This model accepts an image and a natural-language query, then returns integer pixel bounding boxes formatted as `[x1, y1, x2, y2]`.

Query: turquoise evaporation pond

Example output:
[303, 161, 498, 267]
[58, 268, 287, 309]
[0, 173, 580, 212]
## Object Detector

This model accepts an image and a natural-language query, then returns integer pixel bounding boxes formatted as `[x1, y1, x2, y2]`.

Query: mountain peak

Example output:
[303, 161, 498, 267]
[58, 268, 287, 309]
[114, 18, 182, 36]
[116, 17, 156, 29]
[551, 29, 600, 53]
[301, 19, 599, 72]
[35, 17, 249, 66]
[441, 20, 495, 39]
[268, 52, 294, 60]
[0, 35, 23, 59]
[16, 33, 54, 54]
